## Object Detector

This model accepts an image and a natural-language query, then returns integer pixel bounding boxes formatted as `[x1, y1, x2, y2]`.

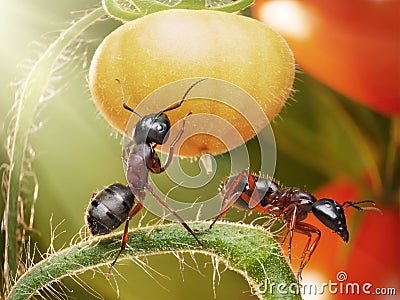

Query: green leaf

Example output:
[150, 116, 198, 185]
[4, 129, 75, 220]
[7, 222, 301, 300]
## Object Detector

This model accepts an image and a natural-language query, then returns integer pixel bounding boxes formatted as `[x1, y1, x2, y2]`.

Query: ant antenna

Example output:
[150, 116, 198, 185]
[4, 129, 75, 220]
[342, 200, 383, 214]
[116, 79, 143, 118]
[160, 78, 208, 114]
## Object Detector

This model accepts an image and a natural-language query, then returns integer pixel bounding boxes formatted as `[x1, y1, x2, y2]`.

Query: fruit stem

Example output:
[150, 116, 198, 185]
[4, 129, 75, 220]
[102, 0, 255, 22]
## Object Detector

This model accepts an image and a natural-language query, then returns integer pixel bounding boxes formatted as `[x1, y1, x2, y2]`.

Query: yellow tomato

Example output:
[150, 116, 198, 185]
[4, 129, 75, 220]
[89, 9, 294, 156]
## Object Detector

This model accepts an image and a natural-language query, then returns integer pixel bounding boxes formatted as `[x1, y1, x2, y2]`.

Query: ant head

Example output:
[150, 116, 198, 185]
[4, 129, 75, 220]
[118, 78, 208, 145]
[134, 112, 171, 145]
[312, 198, 349, 243]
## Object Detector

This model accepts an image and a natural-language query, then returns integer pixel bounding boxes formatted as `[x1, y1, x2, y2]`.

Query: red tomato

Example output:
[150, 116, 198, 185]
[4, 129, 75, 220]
[252, 0, 400, 116]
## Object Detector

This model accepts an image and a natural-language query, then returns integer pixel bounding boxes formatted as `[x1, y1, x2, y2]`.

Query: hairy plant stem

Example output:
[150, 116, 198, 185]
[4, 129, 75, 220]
[102, 0, 255, 21]
[3, 7, 105, 293]
[7, 222, 300, 300]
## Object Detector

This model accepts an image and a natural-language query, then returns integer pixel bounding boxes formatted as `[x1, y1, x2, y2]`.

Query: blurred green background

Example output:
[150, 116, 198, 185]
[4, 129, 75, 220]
[1, 1, 398, 299]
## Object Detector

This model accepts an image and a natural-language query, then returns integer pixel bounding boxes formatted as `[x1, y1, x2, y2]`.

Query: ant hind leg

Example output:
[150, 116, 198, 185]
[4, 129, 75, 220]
[195, 169, 249, 233]
[107, 202, 144, 278]
[145, 184, 204, 247]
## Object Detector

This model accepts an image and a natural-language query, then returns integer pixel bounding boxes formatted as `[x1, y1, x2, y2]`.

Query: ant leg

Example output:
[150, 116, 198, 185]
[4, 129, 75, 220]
[195, 169, 249, 233]
[221, 169, 249, 210]
[282, 204, 298, 263]
[107, 202, 144, 277]
[160, 112, 192, 172]
[246, 171, 263, 209]
[145, 184, 204, 247]
[294, 222, 321, 281]
[280, 229, 290, 246]
[195, 191, 242, 234]
[122, 139, 135, 166]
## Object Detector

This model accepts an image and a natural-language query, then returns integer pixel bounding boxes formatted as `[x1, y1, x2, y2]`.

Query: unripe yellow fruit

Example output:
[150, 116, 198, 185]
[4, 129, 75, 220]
[89, 9, 294, 156]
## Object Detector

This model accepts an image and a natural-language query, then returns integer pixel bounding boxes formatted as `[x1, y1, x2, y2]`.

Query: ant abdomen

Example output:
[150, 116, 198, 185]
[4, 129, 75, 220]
[86, 183, 135, 235]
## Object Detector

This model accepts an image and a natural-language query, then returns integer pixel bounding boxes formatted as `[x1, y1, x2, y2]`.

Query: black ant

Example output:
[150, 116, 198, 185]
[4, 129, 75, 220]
[196, 169, 381, 280]
[105, 78, 208, 273]
[86, 183, 135, 236]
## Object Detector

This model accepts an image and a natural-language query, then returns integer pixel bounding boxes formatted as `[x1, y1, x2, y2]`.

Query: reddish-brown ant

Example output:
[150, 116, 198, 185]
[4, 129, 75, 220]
[196, 169, 381, 280]
[104, 78, 207, 274]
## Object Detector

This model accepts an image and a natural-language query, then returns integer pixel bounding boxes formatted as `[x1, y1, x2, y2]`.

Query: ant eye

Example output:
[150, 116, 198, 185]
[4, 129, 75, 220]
[156, 124, 165, 132]
[324, 202, 331, 208]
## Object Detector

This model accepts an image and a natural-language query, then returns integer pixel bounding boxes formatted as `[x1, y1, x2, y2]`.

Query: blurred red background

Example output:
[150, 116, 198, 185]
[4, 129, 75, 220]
[252, 0, 400, 116]
[252, 1, 400, 298]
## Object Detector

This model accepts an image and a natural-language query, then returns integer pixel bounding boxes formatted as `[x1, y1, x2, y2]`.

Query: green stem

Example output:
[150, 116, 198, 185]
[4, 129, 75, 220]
[383, 117, 400, 203]
[102, 0, 255, 21]
[3, 7, 105, 292]
[7, 222, 300, 300]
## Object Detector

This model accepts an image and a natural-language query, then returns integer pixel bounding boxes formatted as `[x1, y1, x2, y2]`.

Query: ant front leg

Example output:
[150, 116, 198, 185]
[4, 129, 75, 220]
[146, 113, 191, 174]
[107, 202, 144, 277]
[294, 222, 321, 281]
[159, 112, 192, 172]
[122, 139, 135, 166]
[282, 204, 299, 263]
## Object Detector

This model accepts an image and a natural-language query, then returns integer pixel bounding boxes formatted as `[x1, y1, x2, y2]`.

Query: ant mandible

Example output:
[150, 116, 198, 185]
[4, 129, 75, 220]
[197, 169, 382, 280]
[109, 78, 207, 272]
